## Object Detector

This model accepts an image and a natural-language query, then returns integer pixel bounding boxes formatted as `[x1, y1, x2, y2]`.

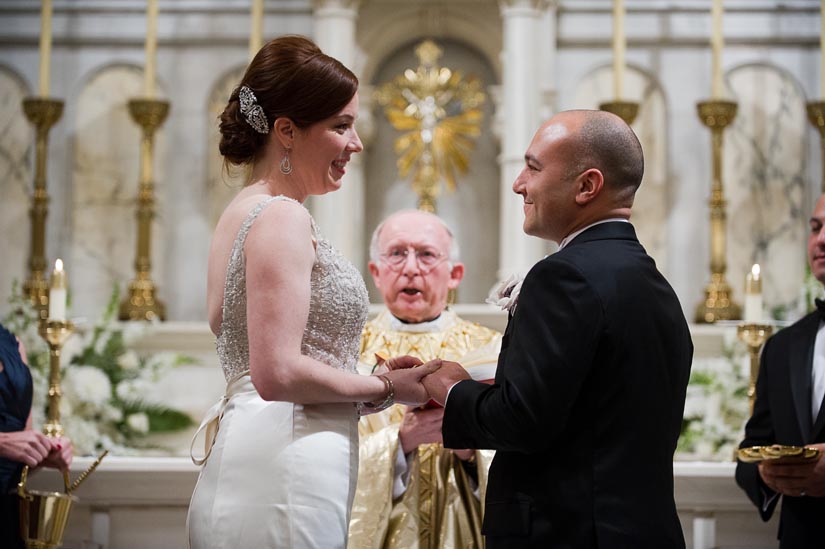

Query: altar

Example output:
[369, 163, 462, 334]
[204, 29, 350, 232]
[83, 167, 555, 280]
[27, 458, 778, 549]
[22, 310, 781, 549]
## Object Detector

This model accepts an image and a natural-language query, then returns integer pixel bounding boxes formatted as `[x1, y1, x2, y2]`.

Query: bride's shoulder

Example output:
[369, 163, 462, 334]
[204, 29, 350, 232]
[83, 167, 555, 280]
[221, 193, 310, 230]
[251, 195, 312, 233]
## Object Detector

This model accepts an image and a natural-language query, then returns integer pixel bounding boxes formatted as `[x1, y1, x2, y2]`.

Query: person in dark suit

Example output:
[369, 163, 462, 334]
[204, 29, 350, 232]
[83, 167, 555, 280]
[735, 194, 825, 549]
[421, 109, 693, 548]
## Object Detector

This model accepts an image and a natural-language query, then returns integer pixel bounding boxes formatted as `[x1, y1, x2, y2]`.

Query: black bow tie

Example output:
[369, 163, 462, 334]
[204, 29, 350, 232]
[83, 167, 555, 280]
[815, 298, 825, 320]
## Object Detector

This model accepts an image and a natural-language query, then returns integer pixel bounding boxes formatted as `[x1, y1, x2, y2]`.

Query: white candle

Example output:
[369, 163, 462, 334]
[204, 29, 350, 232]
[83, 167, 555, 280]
[612, 0, 625, 100]
[249, 0, 264, 61]
[143, 0, 159, 98]
[48, 258, 67, 321]
[711, 0, 724, 98]
[744, 263, 762, 323]
[38, 0, 53, 97]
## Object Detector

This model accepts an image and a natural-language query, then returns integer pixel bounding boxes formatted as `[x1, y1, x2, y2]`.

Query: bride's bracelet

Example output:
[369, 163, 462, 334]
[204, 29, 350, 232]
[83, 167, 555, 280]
[362, 374, 394, 412]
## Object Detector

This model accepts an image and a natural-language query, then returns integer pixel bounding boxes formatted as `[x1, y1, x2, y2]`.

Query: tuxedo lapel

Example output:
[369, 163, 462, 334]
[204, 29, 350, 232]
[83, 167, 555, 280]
[788, 316, 817, 442]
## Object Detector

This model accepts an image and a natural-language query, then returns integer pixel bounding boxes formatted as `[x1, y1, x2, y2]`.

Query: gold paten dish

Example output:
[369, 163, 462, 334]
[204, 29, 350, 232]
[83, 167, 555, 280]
[737, 444, 820, 464]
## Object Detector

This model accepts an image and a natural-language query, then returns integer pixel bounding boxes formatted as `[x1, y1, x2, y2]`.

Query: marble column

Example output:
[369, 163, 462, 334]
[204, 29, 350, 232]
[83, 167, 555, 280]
[311, 0, 366, 270]
[537, 1, 558, 121]
[498, 0, 546, 279]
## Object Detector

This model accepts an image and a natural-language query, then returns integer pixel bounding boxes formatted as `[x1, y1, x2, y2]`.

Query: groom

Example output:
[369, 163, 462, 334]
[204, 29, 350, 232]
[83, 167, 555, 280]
[423, 110, 693, 548]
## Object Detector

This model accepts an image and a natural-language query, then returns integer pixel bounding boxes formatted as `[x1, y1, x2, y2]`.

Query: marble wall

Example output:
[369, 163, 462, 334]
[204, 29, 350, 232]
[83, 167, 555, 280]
[0, 66, 32, 293]
[726, 64, 810, 318]
[70, 65, 167, 320]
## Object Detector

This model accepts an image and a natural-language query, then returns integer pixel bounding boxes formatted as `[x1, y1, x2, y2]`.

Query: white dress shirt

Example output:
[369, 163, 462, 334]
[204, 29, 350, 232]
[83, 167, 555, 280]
[812, 320, 825, 424]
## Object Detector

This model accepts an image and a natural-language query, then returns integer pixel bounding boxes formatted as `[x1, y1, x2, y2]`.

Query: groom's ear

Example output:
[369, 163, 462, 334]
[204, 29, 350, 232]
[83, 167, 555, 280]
[574, 168, 603, 205]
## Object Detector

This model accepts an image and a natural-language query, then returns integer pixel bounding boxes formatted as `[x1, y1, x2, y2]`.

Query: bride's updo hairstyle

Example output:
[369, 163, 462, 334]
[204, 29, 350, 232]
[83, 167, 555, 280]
[219, 35, 358, 167]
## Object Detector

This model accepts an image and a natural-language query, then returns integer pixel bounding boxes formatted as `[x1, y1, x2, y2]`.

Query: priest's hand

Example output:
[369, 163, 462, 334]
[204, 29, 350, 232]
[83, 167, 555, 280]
[758, 443, 825, 498]
[421, 359, 470, 407]
[399, 405, 444, 454]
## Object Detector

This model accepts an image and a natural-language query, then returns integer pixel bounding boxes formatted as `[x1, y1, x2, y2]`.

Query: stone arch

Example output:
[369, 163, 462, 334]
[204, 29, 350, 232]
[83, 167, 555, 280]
[572, 63, 670, 276]
[205, 65, 247, 228]
[70, 63, 167, 319]
[725, 62, 809, 318]
[365, 38, 500, 303]
[0, 65, 33, 299]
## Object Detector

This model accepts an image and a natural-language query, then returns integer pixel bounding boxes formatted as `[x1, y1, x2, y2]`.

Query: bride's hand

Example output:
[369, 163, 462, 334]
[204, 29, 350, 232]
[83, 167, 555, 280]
[383, 359, 442, 406]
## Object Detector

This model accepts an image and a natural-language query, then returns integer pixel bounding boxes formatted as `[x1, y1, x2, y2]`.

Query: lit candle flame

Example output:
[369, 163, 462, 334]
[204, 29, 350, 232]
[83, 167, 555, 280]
[55, 258, 63, 271]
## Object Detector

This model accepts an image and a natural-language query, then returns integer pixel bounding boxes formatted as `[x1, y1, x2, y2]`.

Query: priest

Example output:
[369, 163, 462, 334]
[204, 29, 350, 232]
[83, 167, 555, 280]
[349, 210, 501, 549]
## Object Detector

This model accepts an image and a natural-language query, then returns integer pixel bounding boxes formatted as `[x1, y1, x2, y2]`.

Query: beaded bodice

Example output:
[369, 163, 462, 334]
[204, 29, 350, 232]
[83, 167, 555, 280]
[216, 195, 369, 382]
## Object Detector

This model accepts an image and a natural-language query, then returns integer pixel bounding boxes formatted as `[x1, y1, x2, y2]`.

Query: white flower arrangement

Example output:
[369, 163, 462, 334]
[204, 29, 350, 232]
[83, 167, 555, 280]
[4, 284, 195, 456]
[676, 337, 750, 461]
[487, 272, 525, 313]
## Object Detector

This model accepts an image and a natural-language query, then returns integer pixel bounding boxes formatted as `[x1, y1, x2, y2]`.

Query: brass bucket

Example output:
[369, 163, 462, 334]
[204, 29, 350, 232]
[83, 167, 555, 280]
[17, 466, 77, 549]
[17, 450, 108, 549]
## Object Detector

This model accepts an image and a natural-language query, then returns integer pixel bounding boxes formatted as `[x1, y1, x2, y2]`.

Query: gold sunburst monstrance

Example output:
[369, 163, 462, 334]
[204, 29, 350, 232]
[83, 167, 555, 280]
[375, 40, 486, 212]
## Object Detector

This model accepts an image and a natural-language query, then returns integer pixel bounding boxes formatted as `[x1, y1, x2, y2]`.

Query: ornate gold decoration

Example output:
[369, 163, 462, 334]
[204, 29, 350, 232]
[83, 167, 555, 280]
[22, 98, 64, 318]
[18, 449, 109, 548]
[38, 319, 74, 438]
[375, 40, 486, 212]
[19, 321, 109, 548]
[808, 101, 825, 193]
[599, 100, 639, 125]
[120, 99, 169, 321]
[737, 322, 773, 414]
[738, 444, 819, 464]
[695, 100, 741, 323]
[359, 312, 500, 366]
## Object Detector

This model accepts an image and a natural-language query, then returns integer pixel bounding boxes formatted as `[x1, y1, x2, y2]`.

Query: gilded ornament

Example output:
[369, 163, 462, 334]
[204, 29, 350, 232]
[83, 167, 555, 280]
[376, 40, 485, 212]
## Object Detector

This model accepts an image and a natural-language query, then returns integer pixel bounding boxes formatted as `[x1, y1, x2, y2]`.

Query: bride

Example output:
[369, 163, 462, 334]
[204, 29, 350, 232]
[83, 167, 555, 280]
[187, 35, 439, 548]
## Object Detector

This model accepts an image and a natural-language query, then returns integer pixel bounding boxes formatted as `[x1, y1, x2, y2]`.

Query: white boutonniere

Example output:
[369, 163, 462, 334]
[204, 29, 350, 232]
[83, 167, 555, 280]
[486, 272, 525, 313]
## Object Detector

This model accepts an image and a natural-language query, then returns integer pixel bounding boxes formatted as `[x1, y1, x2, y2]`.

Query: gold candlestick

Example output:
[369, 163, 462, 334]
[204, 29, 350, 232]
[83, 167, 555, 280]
[737, 323, 773, 414]
[695, 100, 741, 323]
[808, 101, 825, 193]
[599, 100, 639, 125]
[38, 319, 74, 437]
[120, 98, 169, 321]
[21, 98, 64, 318]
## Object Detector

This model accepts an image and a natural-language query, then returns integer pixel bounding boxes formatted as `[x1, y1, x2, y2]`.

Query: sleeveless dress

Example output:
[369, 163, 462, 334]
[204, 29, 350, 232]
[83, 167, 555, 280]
[187, 196, 369, 548]
[0, 323, 33, 549]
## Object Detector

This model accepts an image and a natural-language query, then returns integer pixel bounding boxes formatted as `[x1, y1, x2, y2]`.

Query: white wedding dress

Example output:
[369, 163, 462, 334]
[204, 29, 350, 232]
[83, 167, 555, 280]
[187, 196, 369, 548]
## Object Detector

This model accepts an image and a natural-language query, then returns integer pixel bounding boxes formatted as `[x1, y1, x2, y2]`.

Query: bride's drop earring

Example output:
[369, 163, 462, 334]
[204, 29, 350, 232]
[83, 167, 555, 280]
[280, 150, 293, 175]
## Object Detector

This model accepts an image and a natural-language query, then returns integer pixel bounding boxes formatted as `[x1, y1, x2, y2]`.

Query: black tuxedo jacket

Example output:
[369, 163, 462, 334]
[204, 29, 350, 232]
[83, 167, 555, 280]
[735, 311, 825, 548]
[443, 222, 693, 548]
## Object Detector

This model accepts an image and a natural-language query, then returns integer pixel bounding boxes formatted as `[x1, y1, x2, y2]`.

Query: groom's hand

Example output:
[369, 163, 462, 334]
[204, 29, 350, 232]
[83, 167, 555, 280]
[422, 360, 470, 407]
[384, 359, 441, 405]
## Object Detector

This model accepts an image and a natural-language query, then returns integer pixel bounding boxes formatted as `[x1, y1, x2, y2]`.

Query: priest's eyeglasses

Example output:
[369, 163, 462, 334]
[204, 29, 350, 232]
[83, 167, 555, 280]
[379, 246, 447, 272]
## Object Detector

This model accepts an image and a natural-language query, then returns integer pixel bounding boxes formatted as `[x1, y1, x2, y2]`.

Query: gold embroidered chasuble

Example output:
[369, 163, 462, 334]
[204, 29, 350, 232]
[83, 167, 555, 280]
[349, 309, 501, 549]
